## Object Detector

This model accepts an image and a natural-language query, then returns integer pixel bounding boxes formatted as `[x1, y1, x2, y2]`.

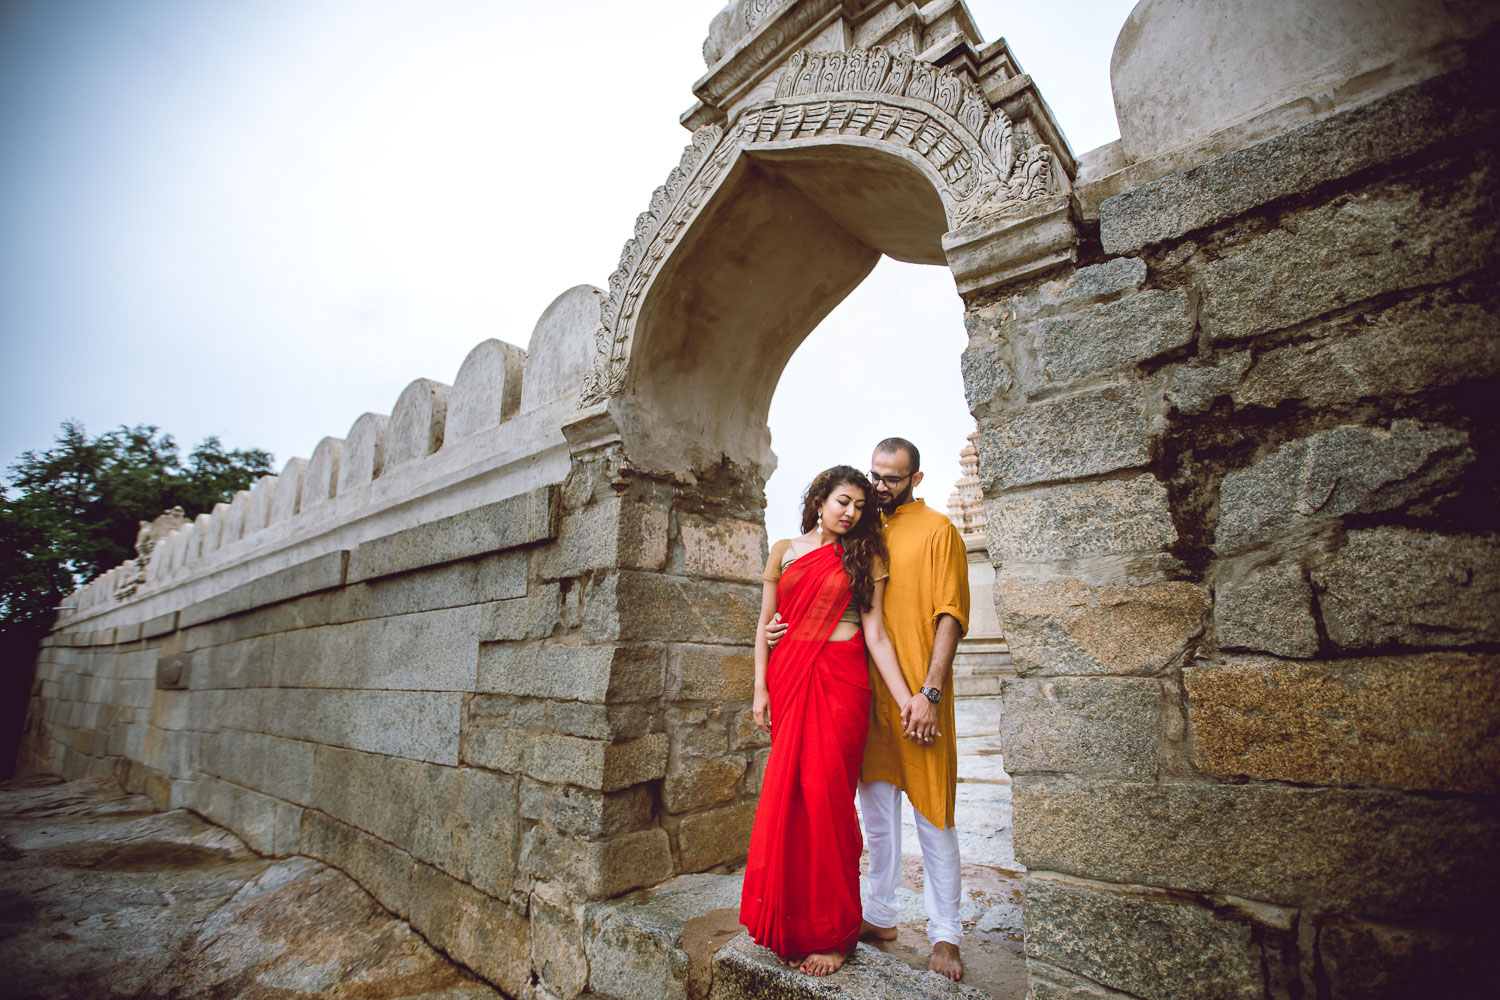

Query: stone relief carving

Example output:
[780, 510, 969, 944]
[745, 0, 782, 30]
[115, 505, 189, 599]
[760, 46, 1060, 222]
[581, 45, 1063, 405]
[582, 124, 730, 403]
[702, 0, 840, 102]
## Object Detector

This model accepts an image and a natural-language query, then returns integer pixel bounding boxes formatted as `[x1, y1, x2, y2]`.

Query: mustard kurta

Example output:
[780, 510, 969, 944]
[862, 499, 970, 829]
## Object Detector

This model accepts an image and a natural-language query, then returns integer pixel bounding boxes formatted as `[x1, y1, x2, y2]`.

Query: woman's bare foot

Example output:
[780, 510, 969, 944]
[860, 919, 897, 941]
[799, 950, 847, 976]
[929, 941, 963, 981]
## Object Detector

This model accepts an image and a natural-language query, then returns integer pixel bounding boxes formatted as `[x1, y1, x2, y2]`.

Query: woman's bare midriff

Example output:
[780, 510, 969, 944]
[828, 622, 860, 642]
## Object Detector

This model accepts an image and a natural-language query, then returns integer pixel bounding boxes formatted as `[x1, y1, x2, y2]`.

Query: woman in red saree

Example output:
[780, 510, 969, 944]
[740, 466, 916, 976]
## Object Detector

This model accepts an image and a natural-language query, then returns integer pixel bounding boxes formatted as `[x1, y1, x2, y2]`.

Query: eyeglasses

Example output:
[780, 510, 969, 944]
[868, 471, 913, 488]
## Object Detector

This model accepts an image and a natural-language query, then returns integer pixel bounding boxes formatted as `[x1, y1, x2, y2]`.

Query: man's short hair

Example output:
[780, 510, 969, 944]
[874, 437, 920, 473]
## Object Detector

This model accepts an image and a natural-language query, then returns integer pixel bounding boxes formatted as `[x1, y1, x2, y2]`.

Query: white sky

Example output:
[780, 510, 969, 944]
[0, 0, 1137, 543]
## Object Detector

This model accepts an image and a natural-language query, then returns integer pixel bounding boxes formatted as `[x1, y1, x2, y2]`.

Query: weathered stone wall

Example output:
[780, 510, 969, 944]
[20, 466, 769, 999]
[18, 280, 770, 997]
[960, 16, 1500, 997]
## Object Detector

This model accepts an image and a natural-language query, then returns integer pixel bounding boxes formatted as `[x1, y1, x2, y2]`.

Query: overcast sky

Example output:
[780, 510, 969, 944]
[0, 0, 1136, 543]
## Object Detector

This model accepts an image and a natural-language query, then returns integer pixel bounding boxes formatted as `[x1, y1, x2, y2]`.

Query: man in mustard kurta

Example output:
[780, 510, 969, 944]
[860, 437, 970, 981]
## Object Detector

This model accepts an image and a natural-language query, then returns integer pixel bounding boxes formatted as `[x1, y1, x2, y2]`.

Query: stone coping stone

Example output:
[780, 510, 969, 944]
[584, 872, 742, 1000]
[178, 550, 350, 630]
[141, 611, 178, 640]
[1099, 61, 1499, 253]
[709, 931, 990, 1000]
[348, 486, 559, 584]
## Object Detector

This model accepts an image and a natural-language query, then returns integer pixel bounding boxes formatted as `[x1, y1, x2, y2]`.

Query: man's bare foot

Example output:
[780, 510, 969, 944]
[929, 941, 963, 981]
[860, 919, 897, 941]
[799, 950, 846, 976]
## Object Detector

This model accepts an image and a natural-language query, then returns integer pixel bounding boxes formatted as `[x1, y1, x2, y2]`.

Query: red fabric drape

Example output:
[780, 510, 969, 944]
[740, 543, 870, 958]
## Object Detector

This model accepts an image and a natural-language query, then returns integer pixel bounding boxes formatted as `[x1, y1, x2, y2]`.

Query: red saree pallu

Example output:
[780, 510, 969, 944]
[740, 542, 871, 959]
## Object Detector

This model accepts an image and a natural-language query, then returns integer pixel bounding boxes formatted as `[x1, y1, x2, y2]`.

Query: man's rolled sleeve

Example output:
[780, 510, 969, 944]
[930, 522, 970, 636]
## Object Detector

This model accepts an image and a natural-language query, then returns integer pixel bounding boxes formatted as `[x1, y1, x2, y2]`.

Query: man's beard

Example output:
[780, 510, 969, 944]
[878, 484, 912, 513]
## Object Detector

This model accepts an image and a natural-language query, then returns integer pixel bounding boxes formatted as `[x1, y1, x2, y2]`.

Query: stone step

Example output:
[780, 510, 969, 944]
[952, 673, 1003, 697]
[583, 872, 744, 1000]
[709, 932, 991, 1000]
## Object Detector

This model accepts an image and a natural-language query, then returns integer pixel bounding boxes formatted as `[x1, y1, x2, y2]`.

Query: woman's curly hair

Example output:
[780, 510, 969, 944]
[800, 466, 887, 614]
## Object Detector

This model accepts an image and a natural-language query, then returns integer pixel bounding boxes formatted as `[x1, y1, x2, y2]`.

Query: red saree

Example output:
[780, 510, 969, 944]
[740, 542, 871, 958]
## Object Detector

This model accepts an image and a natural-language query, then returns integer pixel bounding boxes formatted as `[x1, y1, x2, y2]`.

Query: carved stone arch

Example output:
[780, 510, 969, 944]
[580, 45, 1067, 415]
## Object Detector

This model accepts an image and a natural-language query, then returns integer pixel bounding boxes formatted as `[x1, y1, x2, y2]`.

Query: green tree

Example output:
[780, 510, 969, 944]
[1, 421, 273, 630]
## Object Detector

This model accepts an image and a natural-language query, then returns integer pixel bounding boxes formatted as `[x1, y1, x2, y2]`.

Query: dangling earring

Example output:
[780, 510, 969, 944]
[816, 513, 824, 537]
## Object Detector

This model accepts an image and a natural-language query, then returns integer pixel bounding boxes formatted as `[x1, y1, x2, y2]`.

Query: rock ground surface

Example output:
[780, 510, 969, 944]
[0, 774, 502, 1000]
[1, 696, 1020, 1000]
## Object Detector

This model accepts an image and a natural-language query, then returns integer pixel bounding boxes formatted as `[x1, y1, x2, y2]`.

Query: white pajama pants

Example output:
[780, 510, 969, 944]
[858, 779, 963, 947]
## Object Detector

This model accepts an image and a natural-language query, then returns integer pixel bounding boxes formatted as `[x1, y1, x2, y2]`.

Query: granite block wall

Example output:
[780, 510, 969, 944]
[19, 464, 770, 998]
[961, 50, 1499, 1000]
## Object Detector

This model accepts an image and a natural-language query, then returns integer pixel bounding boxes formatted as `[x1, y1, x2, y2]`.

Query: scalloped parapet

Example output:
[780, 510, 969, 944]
[270, 458, 307, 524]
[224, 490, 252, 547]
[386, 378, 450, 469]
[246, 475, 278, 535]
[527, 286, 606, 412]
[339, 413, 389, 495]
[202, 503, 229, 555]
[303, 437, 344, 513]
[53, 321, 566, 624]
[447, 339, 525, 442]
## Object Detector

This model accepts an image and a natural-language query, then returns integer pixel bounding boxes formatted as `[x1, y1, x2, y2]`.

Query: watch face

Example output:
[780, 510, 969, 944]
[922, 686, 941, 703]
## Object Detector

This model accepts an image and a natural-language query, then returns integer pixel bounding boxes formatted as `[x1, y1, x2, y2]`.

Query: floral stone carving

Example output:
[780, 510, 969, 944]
[581, 45, 1063, 405]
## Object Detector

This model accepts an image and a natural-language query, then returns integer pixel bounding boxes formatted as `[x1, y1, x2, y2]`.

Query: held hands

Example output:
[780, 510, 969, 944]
[767, 611, 938, 744]
[901, 692, 940, 744]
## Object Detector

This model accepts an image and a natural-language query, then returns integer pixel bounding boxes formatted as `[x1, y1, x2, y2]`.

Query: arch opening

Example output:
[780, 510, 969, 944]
[619, 140, 952, 481]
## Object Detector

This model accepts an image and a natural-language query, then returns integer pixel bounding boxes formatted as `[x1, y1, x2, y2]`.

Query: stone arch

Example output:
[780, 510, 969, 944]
[580, 44, 1067, 478]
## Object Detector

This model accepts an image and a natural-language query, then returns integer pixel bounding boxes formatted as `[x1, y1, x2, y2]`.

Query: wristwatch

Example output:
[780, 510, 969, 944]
[920, 686, 942, 704]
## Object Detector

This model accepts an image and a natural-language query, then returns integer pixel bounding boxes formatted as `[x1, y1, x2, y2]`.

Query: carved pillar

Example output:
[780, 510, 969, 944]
[946, 429, 1012, 696]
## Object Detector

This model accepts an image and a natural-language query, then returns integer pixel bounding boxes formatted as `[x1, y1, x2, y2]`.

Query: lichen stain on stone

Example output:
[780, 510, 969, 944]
[1186, 653, 1500, 794]
[1070, 585, 1206, 674]
[1003, 577, 1206, 675]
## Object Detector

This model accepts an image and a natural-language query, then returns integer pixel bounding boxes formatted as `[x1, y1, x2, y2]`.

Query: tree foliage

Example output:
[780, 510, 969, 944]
[1, 421, 273, 629]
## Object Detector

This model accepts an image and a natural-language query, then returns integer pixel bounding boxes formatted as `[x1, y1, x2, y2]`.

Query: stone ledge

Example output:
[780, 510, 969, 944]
[1023, 958, 1142, 998]
[178, 550, 350, 629]
[1023, 873, 1268, 1000]
[709, 931, 991, 999]
[141, 611, 178, 639]
[1186, 652, 1500, 794]
[943, 195, 1077, 296]
[584, 873, 741, 1000]
[1013, 776, 1499, 919]
[347, 485, 559, 584]
[1098, 60, 1500, 253]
